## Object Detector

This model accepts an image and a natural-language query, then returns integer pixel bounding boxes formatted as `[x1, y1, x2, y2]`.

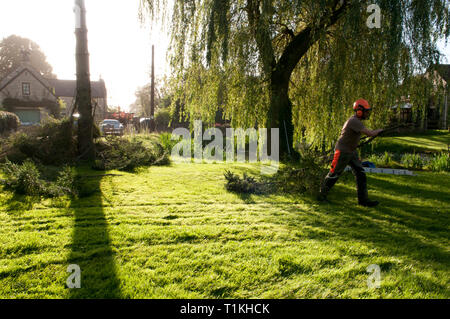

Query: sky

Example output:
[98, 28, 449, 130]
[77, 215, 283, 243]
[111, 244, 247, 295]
[0, 1, 449, 112]
[0, 0, 170, 111]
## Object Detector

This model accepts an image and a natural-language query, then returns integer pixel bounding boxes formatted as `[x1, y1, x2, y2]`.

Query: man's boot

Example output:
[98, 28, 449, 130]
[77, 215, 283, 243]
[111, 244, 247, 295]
[318, 176, 339, 202]
[355, 171, 379, 207]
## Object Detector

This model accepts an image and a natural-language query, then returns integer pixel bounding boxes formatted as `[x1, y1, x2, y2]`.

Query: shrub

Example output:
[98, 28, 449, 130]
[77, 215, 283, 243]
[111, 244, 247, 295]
[401, 153, 424, 170]
[2, 118, 77, 165]
[0, 159, 76, 197]
[93, 136, 170, 171]
[2, 98, 60, 118]
[155, 109, 171, 132]
[0, 111, 20, 135]
[380, 151, 394, 167]
[0, 159, 42, 195]
[428, 153, 450, 172]
[366, 152, 394, 168]
[159, 132, 179, 154]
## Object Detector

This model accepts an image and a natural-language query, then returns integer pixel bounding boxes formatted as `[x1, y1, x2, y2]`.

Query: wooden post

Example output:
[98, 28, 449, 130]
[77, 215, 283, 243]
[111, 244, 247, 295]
[74, 0, 94, 160]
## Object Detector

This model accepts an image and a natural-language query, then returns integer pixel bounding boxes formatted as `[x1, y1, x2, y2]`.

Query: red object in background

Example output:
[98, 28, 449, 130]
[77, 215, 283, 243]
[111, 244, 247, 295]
[108, 111, 134, 124]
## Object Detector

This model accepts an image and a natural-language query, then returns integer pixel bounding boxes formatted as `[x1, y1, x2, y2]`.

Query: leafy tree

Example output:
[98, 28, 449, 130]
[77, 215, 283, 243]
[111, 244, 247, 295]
[140, 0, 449, 156]
[0, 35, 56, 79]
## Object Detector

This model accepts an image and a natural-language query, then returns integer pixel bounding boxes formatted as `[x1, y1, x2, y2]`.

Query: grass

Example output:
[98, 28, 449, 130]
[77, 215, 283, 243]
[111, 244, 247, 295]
[363, 130, 450, 154]
[0, 162, 449, 299]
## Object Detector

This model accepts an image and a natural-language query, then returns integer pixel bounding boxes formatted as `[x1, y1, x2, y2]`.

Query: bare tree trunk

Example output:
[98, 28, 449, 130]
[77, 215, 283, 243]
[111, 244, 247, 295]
[75, 0, 94, 160]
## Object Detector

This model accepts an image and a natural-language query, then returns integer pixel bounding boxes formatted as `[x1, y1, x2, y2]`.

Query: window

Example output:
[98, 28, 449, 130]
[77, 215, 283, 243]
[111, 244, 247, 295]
[22, 82, 30, 96]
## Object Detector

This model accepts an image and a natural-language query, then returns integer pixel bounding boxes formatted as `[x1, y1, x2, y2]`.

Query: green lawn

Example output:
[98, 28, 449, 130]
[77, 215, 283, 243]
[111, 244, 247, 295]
[0, 162, 448, 299]
[367, 130, 450, 154]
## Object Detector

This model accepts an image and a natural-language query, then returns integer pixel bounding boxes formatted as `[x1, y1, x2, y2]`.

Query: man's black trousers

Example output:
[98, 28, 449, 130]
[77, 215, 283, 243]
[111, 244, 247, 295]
[320, 150, 369, 203]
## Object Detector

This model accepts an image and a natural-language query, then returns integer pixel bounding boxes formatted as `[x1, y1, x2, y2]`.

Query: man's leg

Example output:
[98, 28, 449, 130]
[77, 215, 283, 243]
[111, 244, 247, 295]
[318, 150, 351, 201]
[349, 152, 379, 207]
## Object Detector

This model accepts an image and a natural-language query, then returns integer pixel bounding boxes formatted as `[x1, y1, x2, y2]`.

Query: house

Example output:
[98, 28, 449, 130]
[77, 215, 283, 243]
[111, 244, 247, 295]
[0, 52, 108, 125]
[0, 58, 58, 125]
[427, 64, 449, 129]
[391, 65, 449, 130]
[47, 78, 108, 122]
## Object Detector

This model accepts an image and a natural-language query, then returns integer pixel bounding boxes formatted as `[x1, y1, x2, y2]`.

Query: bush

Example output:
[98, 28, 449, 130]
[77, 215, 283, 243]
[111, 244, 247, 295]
[380, 151, 394, 167]
[93, 136, 170, 171]
[2, 98, 60, 118]
[428, 153, 450, 172]
[155, 109, 171, 132]
[159, 132, 179, 154]
[0, 159, 76, 197]
[366, 152, 395, 168]
[0, 111, 20, 135]
[401, 153, 424, 170]
[2, 118, 77, 165]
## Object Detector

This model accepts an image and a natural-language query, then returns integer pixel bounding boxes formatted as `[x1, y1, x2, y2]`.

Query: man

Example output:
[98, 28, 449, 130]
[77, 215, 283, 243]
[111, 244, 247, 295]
[318, 99, 383, 207]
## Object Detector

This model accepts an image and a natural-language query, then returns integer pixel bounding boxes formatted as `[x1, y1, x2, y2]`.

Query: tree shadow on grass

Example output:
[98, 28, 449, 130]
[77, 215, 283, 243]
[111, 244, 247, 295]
[369, 173, 450, 205]
[67, 167, 121, 298]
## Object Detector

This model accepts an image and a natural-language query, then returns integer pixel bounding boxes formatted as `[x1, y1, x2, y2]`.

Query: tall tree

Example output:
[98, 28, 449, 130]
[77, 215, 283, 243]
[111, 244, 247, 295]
[75, 0, 94, 160]
[140, 0, 449, 156]
[0, 35, 56, 80]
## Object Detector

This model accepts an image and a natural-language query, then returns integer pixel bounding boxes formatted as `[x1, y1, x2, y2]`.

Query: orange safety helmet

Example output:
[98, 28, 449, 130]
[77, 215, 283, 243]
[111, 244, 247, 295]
[353, 99, 372, 118]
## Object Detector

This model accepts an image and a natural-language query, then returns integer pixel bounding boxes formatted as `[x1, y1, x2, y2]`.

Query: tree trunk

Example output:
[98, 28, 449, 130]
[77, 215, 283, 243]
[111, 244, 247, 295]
[75, 0, 94, 160]
[263, 1, 350, 158]
[268, 73, 295, 159]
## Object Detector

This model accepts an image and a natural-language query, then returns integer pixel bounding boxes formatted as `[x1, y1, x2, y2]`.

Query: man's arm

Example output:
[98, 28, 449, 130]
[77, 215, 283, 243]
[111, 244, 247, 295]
[361, 128, 383, 137]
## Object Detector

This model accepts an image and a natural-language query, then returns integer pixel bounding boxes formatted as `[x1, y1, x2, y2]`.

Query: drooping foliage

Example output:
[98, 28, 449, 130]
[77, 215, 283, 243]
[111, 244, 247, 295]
[140, 0, 449, 149]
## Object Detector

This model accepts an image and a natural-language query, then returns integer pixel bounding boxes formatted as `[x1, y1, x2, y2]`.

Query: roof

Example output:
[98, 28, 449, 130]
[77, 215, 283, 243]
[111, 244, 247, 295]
[0, 63, 56, 96]
[46, 79, 107, 98]
[0, 62, 107, 102]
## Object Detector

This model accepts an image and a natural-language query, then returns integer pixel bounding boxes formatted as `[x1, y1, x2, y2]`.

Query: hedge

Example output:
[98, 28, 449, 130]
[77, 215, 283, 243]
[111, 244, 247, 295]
[0, 111, 20, 135]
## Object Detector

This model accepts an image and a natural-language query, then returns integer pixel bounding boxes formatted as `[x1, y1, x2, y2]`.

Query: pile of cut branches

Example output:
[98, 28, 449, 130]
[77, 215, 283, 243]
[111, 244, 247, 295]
[224, 148, 328, 196]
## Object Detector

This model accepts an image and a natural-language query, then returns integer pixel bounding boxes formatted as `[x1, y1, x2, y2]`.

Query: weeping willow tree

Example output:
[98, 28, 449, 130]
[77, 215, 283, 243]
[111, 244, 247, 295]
[140, 0, 449, 156]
